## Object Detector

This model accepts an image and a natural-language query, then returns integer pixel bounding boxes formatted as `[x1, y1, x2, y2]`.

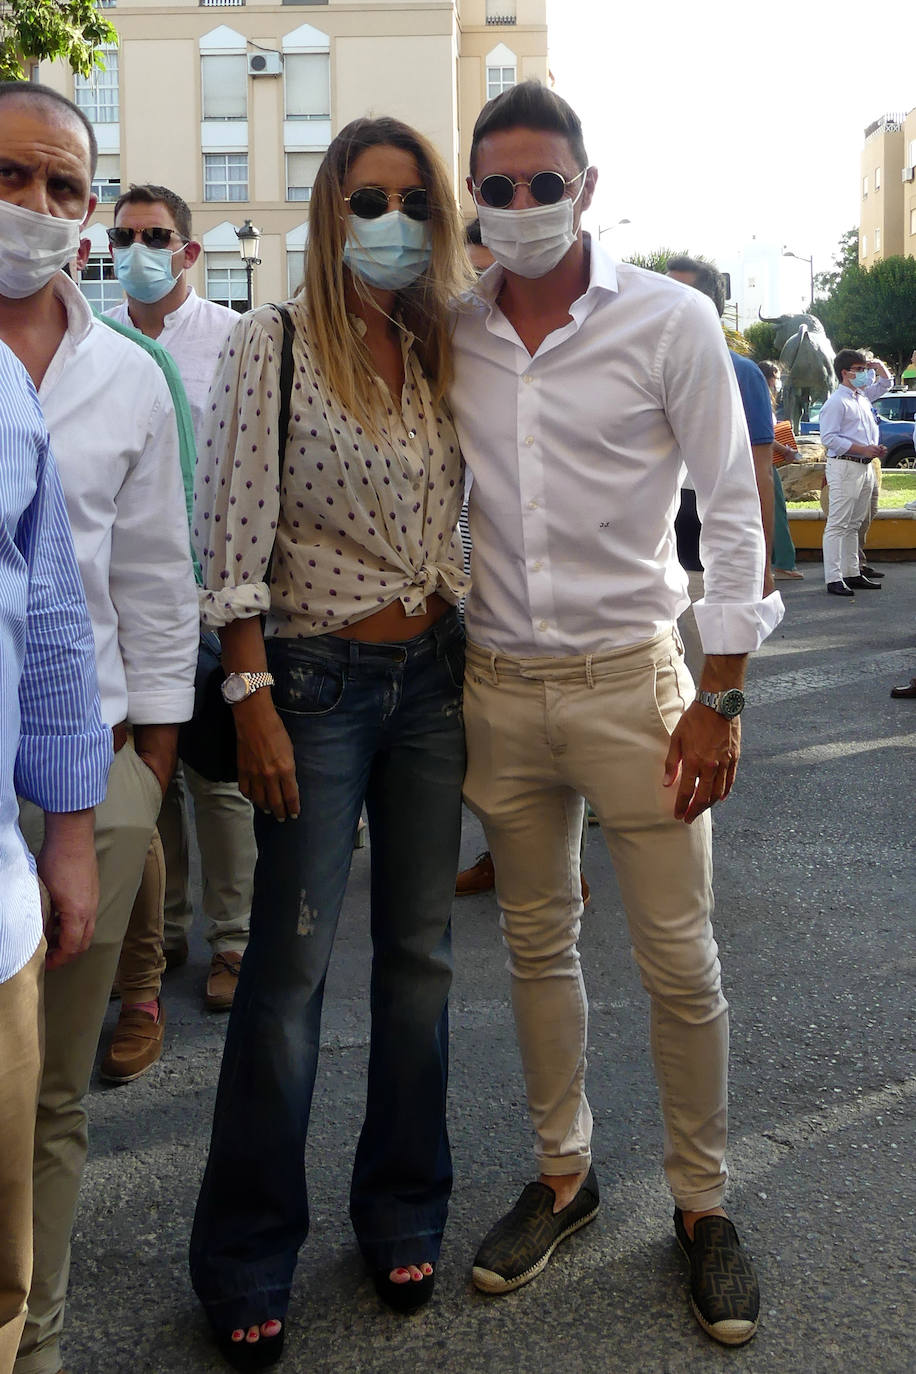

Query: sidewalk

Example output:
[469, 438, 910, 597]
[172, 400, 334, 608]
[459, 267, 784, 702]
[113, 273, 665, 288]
[65, 568, 916, 1373]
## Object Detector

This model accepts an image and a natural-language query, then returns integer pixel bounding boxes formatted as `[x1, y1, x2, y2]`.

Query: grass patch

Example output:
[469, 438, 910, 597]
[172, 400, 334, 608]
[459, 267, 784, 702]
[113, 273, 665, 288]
[787, 471, 916, 510]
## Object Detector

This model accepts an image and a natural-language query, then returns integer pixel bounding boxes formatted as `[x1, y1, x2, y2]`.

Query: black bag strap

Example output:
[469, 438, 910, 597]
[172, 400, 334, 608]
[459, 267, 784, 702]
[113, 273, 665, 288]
[275, 303, 295, 466]
[263, 304, 296, 594]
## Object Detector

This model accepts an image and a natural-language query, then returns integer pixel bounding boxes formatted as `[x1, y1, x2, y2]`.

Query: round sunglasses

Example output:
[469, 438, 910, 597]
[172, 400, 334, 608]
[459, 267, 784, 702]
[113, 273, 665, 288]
[107, 226, 189, 250]
[344, 186, 430, 222]
[473, 168, 587, 210]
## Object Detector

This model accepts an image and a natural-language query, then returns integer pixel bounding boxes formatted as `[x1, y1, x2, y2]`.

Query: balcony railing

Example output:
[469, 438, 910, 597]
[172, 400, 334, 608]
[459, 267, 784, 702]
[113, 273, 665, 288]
[486, 13, 517, 21]
[200, 0, 246, 7]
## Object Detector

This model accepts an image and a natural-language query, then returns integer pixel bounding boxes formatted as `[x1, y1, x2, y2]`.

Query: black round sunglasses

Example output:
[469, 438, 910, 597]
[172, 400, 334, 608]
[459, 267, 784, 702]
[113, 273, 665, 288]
[473, 168, 587, 210]
[344, 187, 430, 222]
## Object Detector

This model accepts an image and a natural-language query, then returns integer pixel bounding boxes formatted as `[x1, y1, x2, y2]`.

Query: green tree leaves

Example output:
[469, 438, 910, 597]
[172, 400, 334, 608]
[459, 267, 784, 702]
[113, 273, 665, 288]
[1, 0, 116, 83]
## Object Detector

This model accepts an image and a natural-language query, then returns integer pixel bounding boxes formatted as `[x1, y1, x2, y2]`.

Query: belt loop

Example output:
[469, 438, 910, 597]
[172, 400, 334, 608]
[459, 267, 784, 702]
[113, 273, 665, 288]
[349, 640, 359, 670]
[585, 654, 595, 689]
[489, 650, 500, 687]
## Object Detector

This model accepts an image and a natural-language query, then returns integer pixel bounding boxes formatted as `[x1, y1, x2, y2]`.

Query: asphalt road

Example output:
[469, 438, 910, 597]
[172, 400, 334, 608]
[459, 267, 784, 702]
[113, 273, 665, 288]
[64, 563, 916, 1374]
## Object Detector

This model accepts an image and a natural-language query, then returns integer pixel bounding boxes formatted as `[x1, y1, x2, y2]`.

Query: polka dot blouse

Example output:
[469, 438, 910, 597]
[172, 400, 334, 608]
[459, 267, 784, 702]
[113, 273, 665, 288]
[193, 300, 469, 638]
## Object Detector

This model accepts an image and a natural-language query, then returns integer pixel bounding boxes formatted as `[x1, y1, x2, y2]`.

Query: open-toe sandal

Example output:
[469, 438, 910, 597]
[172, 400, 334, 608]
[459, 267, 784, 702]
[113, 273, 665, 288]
[373, 1267, 435, 1314]
[214, 1323, 285, 1371]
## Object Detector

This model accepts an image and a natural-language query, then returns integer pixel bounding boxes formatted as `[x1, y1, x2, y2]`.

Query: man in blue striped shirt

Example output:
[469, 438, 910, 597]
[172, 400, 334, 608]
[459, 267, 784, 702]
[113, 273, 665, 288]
[0, 341, 111, 1374]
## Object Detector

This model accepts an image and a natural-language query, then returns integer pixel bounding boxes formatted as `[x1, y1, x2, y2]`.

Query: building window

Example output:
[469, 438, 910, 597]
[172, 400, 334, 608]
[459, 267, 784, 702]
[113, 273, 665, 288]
[911, 208, 916, 235]
[204, 153, 248, 201]
[284, 52, 330, 119]
[862, 175, 868, 197]
[875, 166, 881, 190]
[487, 65, 516, 99]
[74, 46, 119, 123]
[875, 227, 881, 251]
[202, 54, 247, 119]
[91, 154, 121, 203]
[206, 252, 249, 311]
[861, 234, 867, 257]
[80, 255, 122, 312]
[286, 151, 322, 201]
[486, 0, 517, 22]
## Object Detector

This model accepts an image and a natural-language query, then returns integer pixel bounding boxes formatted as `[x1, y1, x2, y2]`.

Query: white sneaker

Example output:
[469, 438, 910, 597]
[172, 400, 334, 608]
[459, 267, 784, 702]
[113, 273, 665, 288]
[904, 499, 916, 512]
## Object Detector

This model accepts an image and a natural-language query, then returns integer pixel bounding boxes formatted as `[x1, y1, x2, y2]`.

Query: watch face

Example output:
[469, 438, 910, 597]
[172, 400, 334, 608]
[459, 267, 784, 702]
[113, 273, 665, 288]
[221, 673, 247, 704]
[719, 688, 745, 718]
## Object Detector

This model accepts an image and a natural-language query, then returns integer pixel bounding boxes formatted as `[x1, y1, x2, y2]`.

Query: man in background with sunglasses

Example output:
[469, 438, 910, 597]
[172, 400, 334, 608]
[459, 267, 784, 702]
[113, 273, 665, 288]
[0, 83, 198, 1374]
[104, 186, 256, 1022]
[449, 81, 783, 1346]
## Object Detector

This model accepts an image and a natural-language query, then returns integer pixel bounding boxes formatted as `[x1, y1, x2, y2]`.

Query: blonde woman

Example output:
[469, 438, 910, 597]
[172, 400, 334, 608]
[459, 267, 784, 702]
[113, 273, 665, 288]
[189, 117, 472, 1368]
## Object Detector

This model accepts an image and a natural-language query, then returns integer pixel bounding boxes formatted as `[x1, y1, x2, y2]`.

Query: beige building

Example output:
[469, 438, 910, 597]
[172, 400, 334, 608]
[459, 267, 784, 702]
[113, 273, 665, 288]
[859, 111, 910, 266]
[41, 0, 548, 309]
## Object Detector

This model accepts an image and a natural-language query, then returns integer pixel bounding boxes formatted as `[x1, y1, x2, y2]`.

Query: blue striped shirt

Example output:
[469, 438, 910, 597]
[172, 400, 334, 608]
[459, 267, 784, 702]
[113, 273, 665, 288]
[0, 342, 112, 983]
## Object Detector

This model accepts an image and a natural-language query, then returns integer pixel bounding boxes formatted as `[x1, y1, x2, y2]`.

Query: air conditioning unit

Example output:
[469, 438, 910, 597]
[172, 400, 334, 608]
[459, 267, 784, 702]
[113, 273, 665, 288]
[902, 166, 914, 182]
[248, 52, 282, 77]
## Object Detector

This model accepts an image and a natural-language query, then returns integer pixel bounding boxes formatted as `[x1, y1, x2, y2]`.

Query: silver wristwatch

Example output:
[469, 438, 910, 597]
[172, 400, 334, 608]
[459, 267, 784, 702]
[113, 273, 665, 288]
[220, 671, 275, 704]
[696, 687, 746, 719]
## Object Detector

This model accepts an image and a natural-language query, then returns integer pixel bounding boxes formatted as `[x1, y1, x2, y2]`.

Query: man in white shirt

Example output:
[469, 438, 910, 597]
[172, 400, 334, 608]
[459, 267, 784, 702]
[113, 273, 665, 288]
[449, 82, 783, 1347]
[0, 82, 198, 1374]
[105, 184, 255, 1012]
[817, 348, 892, 596]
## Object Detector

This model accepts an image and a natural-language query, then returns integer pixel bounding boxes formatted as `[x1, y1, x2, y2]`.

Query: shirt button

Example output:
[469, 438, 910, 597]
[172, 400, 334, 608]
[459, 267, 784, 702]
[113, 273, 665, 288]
[407, 428, 417, 439]
[524, 435, 535, 446]
[533, 560, 543, 571]
[523, 374, 533, 385]
[527, 500, 538, 510]
[538, 619, 549, 631]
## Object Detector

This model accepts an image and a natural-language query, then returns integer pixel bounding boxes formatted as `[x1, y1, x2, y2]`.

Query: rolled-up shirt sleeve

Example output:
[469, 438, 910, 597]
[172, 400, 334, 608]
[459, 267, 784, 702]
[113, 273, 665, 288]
[661, 292, 784, 654]
[109, 379, 199, 723]
[193, 314, 281, 627]
[16, 433, 111, 811]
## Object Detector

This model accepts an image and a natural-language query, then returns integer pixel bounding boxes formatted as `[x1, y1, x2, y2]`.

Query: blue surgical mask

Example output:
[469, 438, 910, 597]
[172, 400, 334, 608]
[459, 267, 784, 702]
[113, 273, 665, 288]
[112, 242, 182, 303]
[850, 368, 875, 389]
[343, 211, 431, 290]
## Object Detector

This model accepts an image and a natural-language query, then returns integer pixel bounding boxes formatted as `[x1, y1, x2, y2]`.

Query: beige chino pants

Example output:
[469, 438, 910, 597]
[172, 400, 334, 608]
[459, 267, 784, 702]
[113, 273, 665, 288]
[0, 939, 44, 1374]
[462, 629, 730, 1211]
[16, 744, 162, 1374]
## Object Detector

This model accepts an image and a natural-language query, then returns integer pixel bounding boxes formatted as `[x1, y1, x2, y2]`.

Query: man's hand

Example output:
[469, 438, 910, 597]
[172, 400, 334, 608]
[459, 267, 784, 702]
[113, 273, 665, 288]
[664, 703, 741, 824]
[133, 722, 179, 797]
[38, 809, 99, 970]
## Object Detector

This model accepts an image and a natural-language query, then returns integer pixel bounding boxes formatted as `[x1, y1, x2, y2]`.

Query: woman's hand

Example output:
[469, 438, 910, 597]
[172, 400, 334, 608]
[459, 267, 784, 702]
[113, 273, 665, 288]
[232, 692, 300, 821]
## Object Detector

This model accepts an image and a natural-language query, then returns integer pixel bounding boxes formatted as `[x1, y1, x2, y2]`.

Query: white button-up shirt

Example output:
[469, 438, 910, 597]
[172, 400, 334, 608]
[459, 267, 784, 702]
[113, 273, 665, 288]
[106, 287, 238, 441]
[449, 241, 784, 657]
[818, 377, 892, 456]
[38, 274, 198, 726]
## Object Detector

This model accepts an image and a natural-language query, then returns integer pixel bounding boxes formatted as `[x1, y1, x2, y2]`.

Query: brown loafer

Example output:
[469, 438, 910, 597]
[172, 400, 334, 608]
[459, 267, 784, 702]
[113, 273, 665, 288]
[456, 851, 496, 895]
[890, 677, 916, 699]
[581, 874, 591, 908]
[207, 950, 243, 1011]
[100, 1001, 164, 1083]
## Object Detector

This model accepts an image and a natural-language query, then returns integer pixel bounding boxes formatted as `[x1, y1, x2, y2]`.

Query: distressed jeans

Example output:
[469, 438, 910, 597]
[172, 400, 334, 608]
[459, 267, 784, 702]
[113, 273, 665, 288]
[190, 611, 465, 1332]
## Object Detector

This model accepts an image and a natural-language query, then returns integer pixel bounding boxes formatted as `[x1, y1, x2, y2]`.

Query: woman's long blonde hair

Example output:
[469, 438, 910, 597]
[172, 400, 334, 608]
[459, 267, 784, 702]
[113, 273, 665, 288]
[303, 116, 472, 426]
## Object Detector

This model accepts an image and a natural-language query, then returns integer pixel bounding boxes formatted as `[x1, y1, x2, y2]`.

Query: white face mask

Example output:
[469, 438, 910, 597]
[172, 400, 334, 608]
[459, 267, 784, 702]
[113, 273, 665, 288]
[0, 199, 83, 299]
[477, 183, 584, 279]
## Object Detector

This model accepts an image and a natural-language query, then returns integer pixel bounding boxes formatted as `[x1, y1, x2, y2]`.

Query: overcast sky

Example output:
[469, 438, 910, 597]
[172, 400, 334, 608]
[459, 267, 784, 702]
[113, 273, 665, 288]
[547, 0, 915, 279]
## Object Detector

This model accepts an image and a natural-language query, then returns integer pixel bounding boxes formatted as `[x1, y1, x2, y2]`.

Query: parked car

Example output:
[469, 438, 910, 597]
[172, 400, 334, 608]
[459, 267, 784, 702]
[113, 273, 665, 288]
[797, 396, 916, 468]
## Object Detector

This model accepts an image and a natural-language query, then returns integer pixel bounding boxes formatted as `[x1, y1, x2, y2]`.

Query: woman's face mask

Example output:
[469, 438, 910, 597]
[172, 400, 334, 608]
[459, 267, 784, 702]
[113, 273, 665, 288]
[343, 210, 432, 291]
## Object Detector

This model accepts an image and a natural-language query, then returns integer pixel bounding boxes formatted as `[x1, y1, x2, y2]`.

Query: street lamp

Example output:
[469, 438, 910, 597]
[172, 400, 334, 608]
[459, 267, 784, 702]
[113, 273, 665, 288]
[598, 218, 631, 239]
[236, 218, 262, 310]
[782, 247, 814, 310]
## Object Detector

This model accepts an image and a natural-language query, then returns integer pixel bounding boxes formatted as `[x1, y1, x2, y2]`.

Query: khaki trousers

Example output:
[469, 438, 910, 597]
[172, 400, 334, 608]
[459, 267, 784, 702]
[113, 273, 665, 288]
[157, 763, 254, 954]
[115, 829, 165, 1004]
[0, 939, 44, 1374]
[16, 745, 162, 1374]
[462, 629, 730, 1211]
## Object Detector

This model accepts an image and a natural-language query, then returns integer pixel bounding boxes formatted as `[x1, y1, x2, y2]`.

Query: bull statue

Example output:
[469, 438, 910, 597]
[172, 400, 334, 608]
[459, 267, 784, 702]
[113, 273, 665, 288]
[758, 310, 836, 431]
